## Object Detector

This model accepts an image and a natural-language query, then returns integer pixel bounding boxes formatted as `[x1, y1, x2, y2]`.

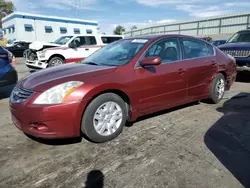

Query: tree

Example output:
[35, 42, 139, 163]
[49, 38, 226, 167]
[113, 25, 125, 35]
[0, 0, 15, 27]
[131, 25, 137, 31]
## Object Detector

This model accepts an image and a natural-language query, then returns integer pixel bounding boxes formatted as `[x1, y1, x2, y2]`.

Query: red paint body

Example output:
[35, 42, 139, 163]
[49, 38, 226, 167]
[9, 35, 237, 139]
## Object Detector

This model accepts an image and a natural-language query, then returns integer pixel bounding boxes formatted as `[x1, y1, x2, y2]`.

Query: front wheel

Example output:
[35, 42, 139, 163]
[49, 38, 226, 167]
[208, 73, 226, 104]
[81, 93, 127, 143]
[48, 57, 65, 67]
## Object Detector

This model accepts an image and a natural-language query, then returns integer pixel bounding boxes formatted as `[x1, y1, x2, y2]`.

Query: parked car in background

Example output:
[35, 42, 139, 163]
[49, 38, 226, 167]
[0, 46, 18, 96]
[212, 39, 227, 46]
[5, 41, 31, 57]
[201, 37, 213, 43]
[218, 28, 250, 72]
[10, 34, 237, 143]
[25, 34, 123, 69]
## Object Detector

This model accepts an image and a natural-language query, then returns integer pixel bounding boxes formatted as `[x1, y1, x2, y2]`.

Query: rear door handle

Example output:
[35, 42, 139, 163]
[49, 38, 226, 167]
[177, 69, 186, 74]
[85, 48, 89, 51]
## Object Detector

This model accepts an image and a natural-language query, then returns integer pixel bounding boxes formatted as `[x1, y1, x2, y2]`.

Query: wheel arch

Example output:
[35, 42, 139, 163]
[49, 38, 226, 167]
[47, 54, 66, 63]
[84, 89, 132, 119]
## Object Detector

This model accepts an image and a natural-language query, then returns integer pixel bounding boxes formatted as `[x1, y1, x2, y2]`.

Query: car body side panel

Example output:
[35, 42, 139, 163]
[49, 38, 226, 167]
[186, 56, 218, 101]
[132, 61, 188, 115]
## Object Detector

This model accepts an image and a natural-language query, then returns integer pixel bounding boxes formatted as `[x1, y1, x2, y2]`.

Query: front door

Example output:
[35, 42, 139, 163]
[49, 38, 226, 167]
[133, 37, 188, 115]
[180, 37, 218, 101]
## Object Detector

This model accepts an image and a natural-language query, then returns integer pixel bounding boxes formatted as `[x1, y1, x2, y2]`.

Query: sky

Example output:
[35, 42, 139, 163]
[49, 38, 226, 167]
[8, 0, 250, 34]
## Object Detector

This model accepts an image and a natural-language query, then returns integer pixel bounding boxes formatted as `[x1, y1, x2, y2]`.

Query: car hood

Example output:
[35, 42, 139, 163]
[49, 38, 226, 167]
[29, 41, 61, 51]
[218, 42, 250, 50]
[19, 63, 116, 91]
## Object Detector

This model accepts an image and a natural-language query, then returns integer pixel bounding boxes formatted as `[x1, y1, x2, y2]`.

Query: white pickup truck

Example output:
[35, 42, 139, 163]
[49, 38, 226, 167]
[25, 34, 123, 69]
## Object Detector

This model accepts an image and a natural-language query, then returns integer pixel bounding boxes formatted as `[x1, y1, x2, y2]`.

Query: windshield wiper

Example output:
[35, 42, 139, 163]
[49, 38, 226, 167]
[84, 62, 99, 66]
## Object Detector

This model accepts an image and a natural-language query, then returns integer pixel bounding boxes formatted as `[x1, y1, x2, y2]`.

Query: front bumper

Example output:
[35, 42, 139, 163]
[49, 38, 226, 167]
[235, 57, 250, 72]
[9, 94, 82, 139]
[26, 59, 48, 69]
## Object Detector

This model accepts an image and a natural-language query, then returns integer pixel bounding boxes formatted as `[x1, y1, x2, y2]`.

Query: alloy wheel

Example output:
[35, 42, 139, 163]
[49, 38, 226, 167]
[93, 101, 123, 136]
[216, 78, 225, 99]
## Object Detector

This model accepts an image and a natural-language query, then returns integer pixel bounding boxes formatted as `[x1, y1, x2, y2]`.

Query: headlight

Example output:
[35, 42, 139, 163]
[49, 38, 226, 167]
[38, 49, 47, 58]
[33, 81, 84, 104]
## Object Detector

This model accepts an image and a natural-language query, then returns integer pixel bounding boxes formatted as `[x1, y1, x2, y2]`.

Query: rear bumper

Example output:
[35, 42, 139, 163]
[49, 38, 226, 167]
[0, 68, 18, 87]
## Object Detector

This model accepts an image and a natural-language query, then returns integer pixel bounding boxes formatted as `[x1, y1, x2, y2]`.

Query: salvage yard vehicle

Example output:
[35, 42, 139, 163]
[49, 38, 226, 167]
[25, 34, 123, 69]
[212, 38, 227, 46]
[218, 28, 250, 72]
[0, 47, 18, 95]
[10, 34, 237, 143]
[5, 41, 31, 57]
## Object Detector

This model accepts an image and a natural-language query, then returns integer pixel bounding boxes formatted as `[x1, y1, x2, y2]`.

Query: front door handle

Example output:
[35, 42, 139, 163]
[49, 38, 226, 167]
[85, 48, 89, 51]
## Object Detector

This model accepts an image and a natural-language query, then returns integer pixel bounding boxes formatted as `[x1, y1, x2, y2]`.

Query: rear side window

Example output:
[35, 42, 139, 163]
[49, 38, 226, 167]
[101, 37, 122, 44]
[182, 38, 214, 59]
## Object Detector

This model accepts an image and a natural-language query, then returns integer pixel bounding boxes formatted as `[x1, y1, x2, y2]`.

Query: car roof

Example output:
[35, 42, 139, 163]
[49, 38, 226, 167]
[124, 34, 199, 41]
[237, 29, 250, 33]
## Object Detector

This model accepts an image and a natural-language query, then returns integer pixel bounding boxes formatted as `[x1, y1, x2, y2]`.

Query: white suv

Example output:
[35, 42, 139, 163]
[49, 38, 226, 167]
[26, 35, 123, 69]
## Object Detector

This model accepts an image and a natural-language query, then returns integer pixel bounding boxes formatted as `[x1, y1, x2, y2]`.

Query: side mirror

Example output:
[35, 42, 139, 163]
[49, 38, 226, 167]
[139, 56, 161, 67]
[69, 40, 77, 48]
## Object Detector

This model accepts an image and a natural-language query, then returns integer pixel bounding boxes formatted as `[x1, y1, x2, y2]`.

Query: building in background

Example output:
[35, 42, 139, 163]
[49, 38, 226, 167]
[1, 12, 99, 44]
[124, 12, 250, 39]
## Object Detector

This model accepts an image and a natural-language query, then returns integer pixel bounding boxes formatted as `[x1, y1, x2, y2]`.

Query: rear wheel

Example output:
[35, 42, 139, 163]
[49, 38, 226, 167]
[208, 73, 226, 104]
[48, 57, 65, 67]
[81, 93, 127, 143]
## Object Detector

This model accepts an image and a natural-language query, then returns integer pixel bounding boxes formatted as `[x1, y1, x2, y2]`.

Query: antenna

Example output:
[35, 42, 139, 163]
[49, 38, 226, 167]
[73, 0, 81, 17]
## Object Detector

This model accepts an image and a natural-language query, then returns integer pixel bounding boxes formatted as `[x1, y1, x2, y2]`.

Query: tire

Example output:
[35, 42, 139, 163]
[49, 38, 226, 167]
[48, 57, 65, 67]
[81, 93, 127, 143]
[208, 73, 226, 104]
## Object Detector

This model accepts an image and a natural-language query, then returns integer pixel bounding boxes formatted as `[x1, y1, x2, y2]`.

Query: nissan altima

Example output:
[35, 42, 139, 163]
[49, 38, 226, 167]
[9, 35, 237, 143]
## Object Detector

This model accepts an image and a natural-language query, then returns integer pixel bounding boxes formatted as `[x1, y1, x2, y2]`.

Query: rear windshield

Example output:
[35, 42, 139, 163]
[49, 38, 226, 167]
[101, 36, 123, 44]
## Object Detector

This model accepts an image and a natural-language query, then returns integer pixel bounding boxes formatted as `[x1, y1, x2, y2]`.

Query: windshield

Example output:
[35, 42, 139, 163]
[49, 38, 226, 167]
[81, 38, 149, 66]
[227, 32, 250, 43]
[54, 36, 73, 45]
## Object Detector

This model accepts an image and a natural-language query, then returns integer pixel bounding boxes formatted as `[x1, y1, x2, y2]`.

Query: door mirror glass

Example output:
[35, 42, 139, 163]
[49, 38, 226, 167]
[139, 56, 161, 67]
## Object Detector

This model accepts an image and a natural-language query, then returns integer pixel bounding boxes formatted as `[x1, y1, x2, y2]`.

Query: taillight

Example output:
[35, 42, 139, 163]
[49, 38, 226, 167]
[0, 52, 13, 62]
[8, 52, 13, 62]
[0, 54, 8, 60]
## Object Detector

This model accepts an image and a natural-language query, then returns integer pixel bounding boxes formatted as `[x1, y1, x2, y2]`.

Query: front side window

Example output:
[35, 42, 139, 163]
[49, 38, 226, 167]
[227, 31, 250, 43]
[81, 38, 148, 66]
[145, 38, 181, 63]
[73, 37, 87, 47]
[182, 38, 214, 59]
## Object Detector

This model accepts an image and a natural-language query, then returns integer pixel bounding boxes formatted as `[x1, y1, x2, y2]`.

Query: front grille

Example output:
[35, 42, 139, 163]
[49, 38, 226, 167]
[27, 50, 38, 61]
[223, 50, 250, 58]
[10, 86, 34, 103]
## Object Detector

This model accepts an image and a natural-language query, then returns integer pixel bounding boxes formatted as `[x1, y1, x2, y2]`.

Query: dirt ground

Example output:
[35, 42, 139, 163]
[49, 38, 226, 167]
[0, 58, 250, 188]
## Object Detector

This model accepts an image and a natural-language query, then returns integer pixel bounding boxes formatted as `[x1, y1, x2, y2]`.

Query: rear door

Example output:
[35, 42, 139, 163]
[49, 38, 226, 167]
[134, 37, 188, 114]
[180, 37, 217, 101]
[78, 36, 101, 58]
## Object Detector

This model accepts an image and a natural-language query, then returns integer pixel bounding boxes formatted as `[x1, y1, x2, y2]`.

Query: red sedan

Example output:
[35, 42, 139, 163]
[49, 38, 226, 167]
[9, 35, 237, 143]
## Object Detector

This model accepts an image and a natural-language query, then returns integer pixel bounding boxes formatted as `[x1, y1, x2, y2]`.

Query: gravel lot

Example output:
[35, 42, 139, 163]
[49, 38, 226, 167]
[0, 58, 250, 188]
